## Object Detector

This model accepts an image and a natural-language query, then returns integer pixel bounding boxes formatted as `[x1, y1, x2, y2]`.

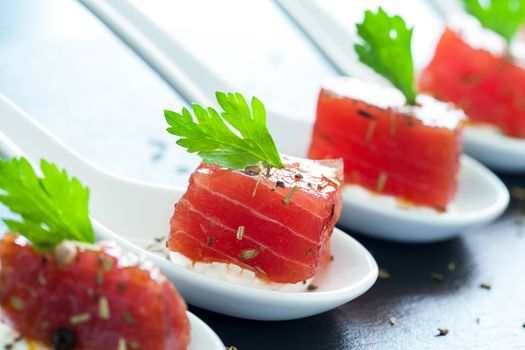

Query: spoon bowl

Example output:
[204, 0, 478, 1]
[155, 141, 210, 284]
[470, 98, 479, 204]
[187, 312, 225, 349]
[462, 126, 525, 173]
[338, 155, 509, 242]
[0, 93, 378, 320]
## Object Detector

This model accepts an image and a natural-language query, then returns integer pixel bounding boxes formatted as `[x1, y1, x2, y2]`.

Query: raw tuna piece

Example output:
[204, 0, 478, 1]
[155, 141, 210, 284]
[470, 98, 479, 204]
[420, 27, 525, 138]
[0, 234, 190, 350]
[168, 155, 343, 284]
[308, 77, 464, 210]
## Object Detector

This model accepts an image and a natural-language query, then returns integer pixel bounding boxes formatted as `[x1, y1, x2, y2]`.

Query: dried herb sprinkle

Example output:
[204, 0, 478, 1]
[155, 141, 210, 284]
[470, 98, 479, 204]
[236, 226, 245, 240]
[307, 284, 318, 291]
[240, 249, 259, 260]
[376, 172, 388, 192]
[122, 311, 137, 325]
[436, 328, 448, 336]
[378, 268, 391, 279]
[366, 121, 378, 141]
[480, 282, 492, 290]
[431, 273, 444, 281]
[9, 297, 25, 311]
[282, 186, 299, 205]
[70, 313, 91, 325]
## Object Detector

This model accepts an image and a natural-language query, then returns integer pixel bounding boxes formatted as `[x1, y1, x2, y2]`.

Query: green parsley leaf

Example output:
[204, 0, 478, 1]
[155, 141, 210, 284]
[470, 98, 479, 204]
[354, 7, 417, 105]
[464, 0, 525, 46]
[0, 158, 94, 251]
[164, 92, 284, 170]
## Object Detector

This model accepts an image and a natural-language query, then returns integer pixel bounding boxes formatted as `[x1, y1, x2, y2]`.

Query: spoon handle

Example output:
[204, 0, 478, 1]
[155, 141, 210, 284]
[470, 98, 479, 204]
[0, 94, 106, 181]
[0, 94, 185, 239]
[275, 0, 387, 83]
[80, 0, 313, 157]
[274, 0, 356, 77]
[425, 0, 462, 19]
[79, 0, 230, 106]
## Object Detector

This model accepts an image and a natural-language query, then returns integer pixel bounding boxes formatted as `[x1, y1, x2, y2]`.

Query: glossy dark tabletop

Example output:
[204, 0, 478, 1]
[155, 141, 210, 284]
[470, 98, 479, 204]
[1, 1, 524, 349]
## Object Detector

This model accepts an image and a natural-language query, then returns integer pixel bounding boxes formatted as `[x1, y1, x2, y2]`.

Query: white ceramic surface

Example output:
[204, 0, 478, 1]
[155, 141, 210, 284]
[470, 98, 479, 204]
[78, 0, 311, 159]
[274, 0, 379, 81]
[187, 312, 225, 350]
[0, 94, 378, 320]
[425, 0, 463, 17]
[338, 155, 509, 243]
[463, 127, 525, 172]
[273, 0, 525, 172]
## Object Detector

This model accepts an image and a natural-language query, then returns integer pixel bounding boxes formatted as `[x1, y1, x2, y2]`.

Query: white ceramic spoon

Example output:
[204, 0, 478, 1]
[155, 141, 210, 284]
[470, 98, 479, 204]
[82, 0, 510, 242]
[0, 313, 224, 350]
[0, 94, 378, 320]
[425, 0, 463, 17]
[187, 313, 225, 350]
[274, 0, 525, 172]
[339, 155, 509, 242]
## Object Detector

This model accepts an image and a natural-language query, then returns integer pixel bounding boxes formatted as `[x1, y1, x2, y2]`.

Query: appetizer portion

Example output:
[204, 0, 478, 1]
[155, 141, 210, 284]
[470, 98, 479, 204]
[420, 0, 525, 138]
[165, 93, 343, 290]
[310, 78, 464, 210]
[0, 158, 190, 350]
[308, 8, 465, 210]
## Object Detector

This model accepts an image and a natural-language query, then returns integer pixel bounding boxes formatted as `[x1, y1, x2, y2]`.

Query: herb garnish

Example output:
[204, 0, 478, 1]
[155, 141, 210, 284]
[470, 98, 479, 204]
[480, 282, 492, 290]
[378, 268, 391, 279]
[236, 226, 245, 241]
[307, 284, 318, 291]
[431, 272, 444, 281]
[366, 121, 377, 141]
[239, 248, 259, 260]
[98, 297, 111, 320]
[271, 181, 285, 192]
[165, 92, 284, 170]
[436, 328, 449, 336]
[10, 297, 25, 311]
[354, 7, 417, 105]
[282, 185, 299, 205]
[122, 311, 137, 325]
[511, 186, 525, 201]
[389, 317, 397, 326]
[0, 158, 94, 252]
[70, 313, 91, 325]
[118, 338, 127, 350]
[463, 0, 525, 46]
[376, 172, 388, 193]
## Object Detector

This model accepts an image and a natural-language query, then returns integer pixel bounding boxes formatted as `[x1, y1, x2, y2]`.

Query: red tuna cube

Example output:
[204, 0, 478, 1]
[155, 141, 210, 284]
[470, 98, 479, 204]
[168, 155, 343, 284]
[0, 234, 190, 350]
[308, 77, 464, 210]
[420, 27, 525, 138]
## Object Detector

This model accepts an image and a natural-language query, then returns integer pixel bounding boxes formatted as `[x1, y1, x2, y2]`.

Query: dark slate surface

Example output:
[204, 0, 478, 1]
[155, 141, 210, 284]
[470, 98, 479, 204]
[1, 1, 524, 349]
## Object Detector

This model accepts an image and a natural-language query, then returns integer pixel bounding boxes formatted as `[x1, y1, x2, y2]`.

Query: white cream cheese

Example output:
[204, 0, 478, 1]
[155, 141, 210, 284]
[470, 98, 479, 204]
[448, 14, 507, 56]
[343, 184, 447, 214]
[323, 77, 465, 130]
[169, 252, 313, 292]
[0, 321, 50, 349]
